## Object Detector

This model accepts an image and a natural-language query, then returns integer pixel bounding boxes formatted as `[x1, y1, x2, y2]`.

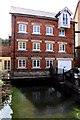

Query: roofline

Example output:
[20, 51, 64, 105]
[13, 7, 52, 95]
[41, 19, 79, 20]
[9, 6, 75, 23]
[9, 6, 56, 20]
[10, 12, 58, 21]
[55, 7, 72, 18]
[10, 13, 76, 24]
[74, 0, 80, 19]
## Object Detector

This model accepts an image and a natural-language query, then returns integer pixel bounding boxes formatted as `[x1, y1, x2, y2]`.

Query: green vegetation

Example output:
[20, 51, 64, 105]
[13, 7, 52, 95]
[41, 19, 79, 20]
[72, 107, 80, 119]
[0, 79, 4, 87]
[12, 87, 35, 118]
[0, 38, 11, 46]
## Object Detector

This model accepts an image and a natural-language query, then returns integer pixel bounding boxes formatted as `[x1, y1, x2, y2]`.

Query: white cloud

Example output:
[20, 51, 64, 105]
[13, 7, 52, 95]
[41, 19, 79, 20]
[0, 0, 78, 39]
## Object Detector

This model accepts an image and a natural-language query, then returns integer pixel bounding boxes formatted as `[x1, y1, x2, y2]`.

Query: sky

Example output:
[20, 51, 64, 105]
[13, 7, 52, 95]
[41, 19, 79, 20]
[0, 0, 78, 39]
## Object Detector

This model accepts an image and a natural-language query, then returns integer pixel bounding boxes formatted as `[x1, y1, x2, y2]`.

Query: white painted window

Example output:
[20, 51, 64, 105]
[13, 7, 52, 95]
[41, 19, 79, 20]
[33, 60, 40, 68]
[59, 29, 65, 36]
[19, 24, 26, 33]
[46, 27, 53, 35]
[46, 43, 53, 51]
[33, 43, 40, 51]
[63, 13, 68, 25]
[59, 44, 65, 52]
[18, 42, 26, 50]
[33, 25, 40, 34]
[46, 60, 53, 68]
[18, 59, 26, 68]
[4, 60, 10, 71]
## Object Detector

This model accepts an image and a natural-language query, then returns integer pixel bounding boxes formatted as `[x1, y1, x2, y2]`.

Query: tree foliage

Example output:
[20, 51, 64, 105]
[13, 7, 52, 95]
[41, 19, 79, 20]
[0, 38, 11, 46]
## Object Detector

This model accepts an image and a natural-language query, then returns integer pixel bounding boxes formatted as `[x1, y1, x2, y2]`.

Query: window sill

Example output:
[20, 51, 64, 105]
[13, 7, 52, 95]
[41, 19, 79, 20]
[17, 50, 27, 51]
[59, 35, 66, 37]
[32, 50, 41, 52]
[46, 51, 54, 52]
[32, 33, 41, 35]
[18, 32, 28, 34]
[4, 69, 10, 71]
[17, 68, 27, 69]
[32, 67, 41, 69]
[45, 34, 54, 36]
[46, 67, 50, 69]
[58, 51, 66, 53]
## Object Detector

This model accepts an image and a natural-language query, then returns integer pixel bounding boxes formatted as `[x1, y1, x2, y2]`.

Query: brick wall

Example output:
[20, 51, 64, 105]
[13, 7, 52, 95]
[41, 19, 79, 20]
[11, 15, 74, 74]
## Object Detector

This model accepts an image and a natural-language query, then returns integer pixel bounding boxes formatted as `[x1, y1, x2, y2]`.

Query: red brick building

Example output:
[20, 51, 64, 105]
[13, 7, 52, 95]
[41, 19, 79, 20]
[10, 6, 75, 78]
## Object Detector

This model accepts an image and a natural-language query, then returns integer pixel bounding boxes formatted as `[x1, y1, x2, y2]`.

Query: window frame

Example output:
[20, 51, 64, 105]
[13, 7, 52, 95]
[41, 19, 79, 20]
[33, 42, 40, 51]
[59, 43, 65, 52]
[18, 24, 26, 33]
[59, 29, 65, 36]
[4, 60, 10, 71]
[18, 59, 26, 68]
[46, 43, 53, 52]
[18, 41, 26, 51]
[33, 25, 40, 34]
[46, 60, 53, 68]
[63, 13, 68, 26]
[46, 27, 53, 35]
[32, 60, 40, 68]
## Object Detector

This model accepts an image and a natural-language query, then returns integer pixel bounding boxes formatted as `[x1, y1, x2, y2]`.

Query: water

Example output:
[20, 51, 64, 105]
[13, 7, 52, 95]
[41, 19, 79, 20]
[11, 86, 80, 118]
[1, 85, 80, 119]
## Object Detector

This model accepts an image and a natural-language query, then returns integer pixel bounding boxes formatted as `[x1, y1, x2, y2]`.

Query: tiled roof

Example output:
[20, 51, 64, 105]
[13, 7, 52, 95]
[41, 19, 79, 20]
[10, 6, 56, 19]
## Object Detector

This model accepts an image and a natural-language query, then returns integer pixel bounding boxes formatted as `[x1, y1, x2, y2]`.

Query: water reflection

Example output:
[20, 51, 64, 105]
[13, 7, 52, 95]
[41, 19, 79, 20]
[32, 87, 62, 105]
[12, 86, 78, 118]
[33, 91, 40, 102]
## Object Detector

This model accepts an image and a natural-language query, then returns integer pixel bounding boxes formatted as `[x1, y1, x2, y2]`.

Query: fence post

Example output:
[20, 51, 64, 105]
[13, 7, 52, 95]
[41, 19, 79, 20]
[63, 67, 65, 82]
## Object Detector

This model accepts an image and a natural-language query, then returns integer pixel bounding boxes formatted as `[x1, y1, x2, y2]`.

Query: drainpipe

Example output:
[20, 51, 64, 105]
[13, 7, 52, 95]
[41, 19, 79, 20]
[73, 22, 76, 62]
[12, 15, 16, 79]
